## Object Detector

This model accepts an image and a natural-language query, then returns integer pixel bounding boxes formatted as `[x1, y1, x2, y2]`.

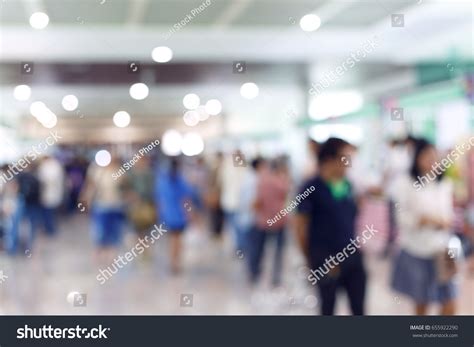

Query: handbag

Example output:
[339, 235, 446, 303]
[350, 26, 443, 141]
[128, 200, 156, 232]
[435, 235, 462, 283]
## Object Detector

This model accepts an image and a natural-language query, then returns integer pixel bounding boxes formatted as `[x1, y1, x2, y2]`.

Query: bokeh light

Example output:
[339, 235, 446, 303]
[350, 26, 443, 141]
[181, 132, 204, 156]
[113, 111, 131, 128]
[240, 82, 259, 99]
[300, 14, 321, 32]
[183, 110, 200, 126]
[29, 12, 49, 29]
[152, 46, 173, 63]
[95, 150, 112, 167]
[61, 94, 79, 111]
[161, 129, 183, 156]
[129, 83, 149, 100]
[183, 93, 200, 110]
[13, 85, 31, 101]
[205, 99, 222, 115]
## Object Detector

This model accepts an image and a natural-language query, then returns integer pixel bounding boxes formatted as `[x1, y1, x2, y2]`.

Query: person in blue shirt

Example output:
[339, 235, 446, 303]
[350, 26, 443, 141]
[155, 157, 198, 274]
[5, 166, 41, 255]
[295, 137, 366, 315]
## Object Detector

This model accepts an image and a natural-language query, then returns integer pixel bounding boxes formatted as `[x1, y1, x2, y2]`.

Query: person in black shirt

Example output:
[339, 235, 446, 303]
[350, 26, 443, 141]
[295, 137, 367, 315]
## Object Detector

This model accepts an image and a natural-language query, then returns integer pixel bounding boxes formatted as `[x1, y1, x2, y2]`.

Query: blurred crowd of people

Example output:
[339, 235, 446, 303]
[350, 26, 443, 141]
[0, 134, 473, 316]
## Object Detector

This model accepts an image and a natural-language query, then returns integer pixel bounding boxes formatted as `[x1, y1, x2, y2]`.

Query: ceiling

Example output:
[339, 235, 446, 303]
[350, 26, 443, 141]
[1, 0, 416, 27]
[0, 0, 472, 142]
[0, 0, 471, 63]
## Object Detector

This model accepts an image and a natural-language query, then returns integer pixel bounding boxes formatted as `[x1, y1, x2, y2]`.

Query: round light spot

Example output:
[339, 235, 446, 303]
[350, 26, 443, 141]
[181, 132, 204, 156]
[205, 99, 222, 116]
[183, 110, 199, 127]
[152, 46, 173, 63]
[113, 111, 131, 128]
[240, 82, 259, 99]
[61, 94, 79, 111]
[95, 150, 111, 167]
[29, 12, 49, 29]
[129, 83, 149, 100]
[161, 130, 183, 156]
[183, 93, 200, 110]
[300, 14, 321, 32]
[13, 85, 31, 101]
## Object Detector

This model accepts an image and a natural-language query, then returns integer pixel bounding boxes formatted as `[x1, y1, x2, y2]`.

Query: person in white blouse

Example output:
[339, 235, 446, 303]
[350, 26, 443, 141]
[391, 138, 457, 315]
[220, 150, 247, 253]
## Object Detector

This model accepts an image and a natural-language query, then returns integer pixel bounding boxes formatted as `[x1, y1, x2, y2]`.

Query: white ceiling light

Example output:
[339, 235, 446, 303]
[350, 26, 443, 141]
[13, 85, 31, 101]
[205, 99, 222, 116]
[95, 150, 111, 167]
[183, 93, 200, 110]
[300, 14, 321, 32]
[183, 110, 200, 127]
[42, 113, 58, 129]
[161, 129, 183, 156]
[30, 101, 58, 128]
[36, 106, 56, 127]
[30, 101, 46, 118]
[240, 82, 259, 99]
[181, 132, 204, 156]
[129, 83, 149, 100]
[113, 111, 131, 128]
[152, 46, 173, 63]
[61, 94, 79, 111]
[29, 12, 49, 29]
[309, 91, 363, 120]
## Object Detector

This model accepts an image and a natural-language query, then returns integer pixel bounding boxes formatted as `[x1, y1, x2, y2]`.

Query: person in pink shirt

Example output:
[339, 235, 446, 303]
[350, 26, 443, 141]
[248, 156, 291, 286]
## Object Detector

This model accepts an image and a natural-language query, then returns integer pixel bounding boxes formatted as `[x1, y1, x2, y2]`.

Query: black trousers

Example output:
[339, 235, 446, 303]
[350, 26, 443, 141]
[312, 250, 367, 315]
[209, 206, 224, 236]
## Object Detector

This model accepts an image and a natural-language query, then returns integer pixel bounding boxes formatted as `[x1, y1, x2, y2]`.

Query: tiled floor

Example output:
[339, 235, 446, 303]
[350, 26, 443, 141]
[0, 214, 472, 315]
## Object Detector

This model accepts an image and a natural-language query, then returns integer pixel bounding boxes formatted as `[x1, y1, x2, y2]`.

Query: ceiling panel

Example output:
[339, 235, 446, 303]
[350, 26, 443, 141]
[143, 0, 230, 26]
[44, 0, 129, 25]
[233, 0, 324, 27]
[327, 0, 416, 27]
[0, 0, 424, 28]
[0, 0, 27, 24]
